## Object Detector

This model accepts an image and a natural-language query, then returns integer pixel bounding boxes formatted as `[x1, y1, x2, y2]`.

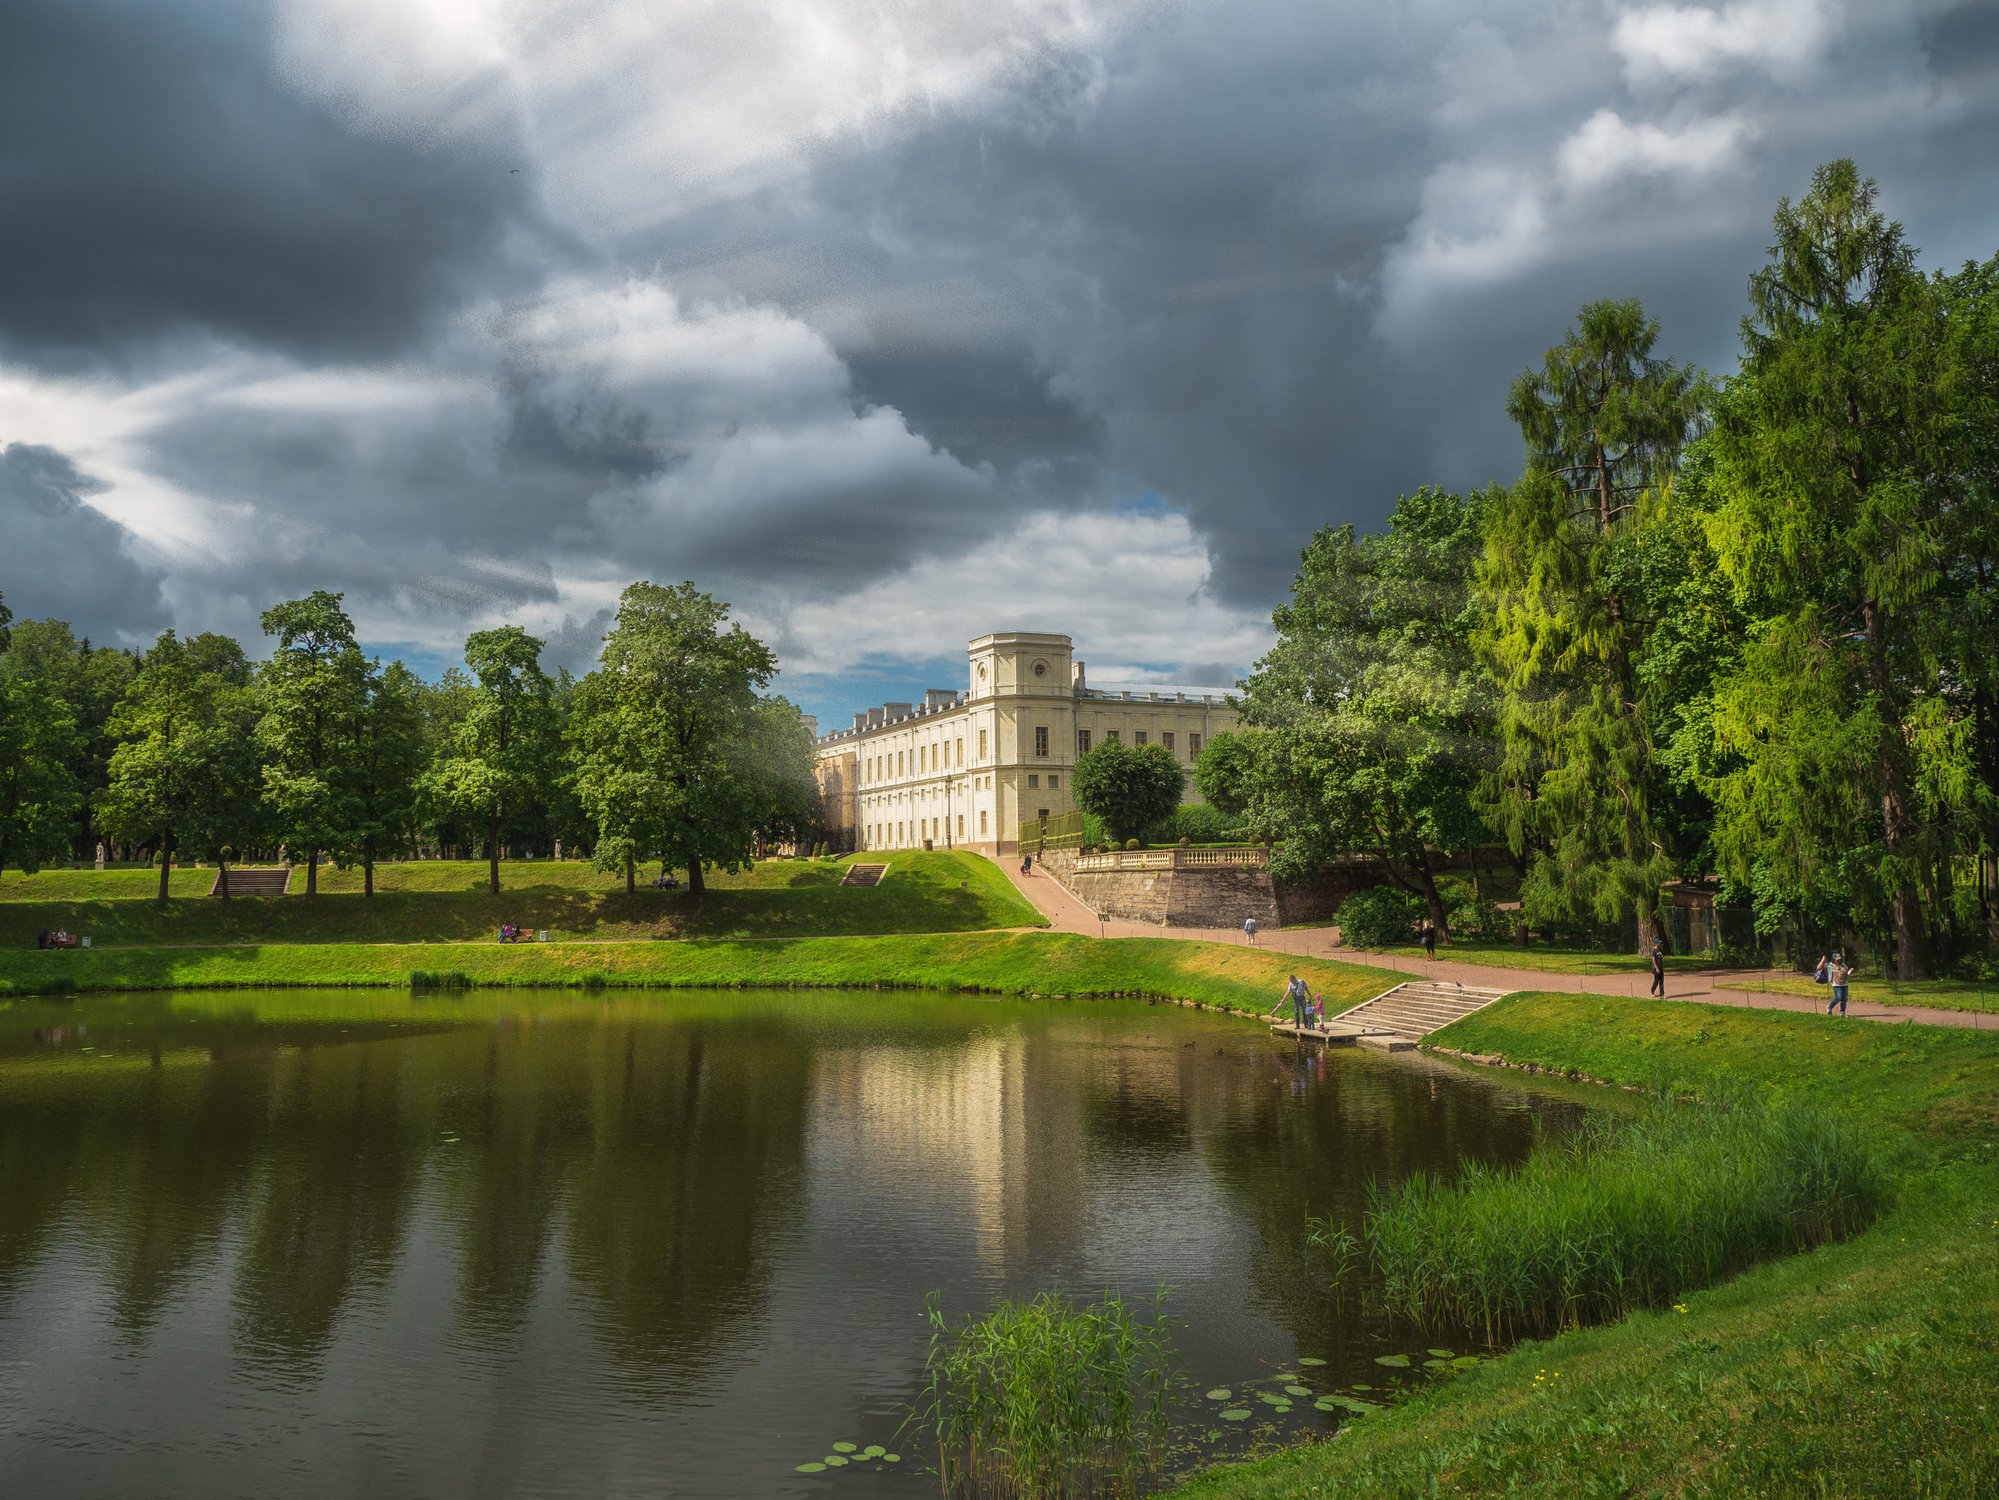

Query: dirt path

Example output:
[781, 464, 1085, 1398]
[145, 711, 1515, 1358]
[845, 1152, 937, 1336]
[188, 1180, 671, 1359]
[990, 855, 1998, 1033]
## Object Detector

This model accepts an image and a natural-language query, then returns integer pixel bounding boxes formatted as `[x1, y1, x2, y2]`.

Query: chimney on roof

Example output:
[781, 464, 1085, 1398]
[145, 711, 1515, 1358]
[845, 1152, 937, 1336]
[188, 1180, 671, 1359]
[924, 688, 956, 711]
[1073, 661, 1086, 692]
[853, 712, 869, 732]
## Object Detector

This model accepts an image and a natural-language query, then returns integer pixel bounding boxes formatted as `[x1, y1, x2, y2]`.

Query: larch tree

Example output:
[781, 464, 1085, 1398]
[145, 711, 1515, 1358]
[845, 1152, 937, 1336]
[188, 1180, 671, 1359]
[0, 596, 82, 879]
[1704, 161, 1960, 977]
[344, 659, 429, 895]
[1479, 299, 1705, 952]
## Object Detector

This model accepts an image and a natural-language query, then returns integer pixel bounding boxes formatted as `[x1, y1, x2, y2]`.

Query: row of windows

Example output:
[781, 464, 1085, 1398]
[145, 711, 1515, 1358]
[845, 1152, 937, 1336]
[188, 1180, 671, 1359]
[867, 812, 983, 846]
[1074, 729, 1201, 756]
[862, 724, 1206, 782]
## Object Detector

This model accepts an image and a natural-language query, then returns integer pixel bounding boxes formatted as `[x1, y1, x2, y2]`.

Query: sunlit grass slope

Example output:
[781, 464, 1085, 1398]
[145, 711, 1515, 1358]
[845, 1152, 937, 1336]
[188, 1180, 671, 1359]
[0, 852, 1044, 946]
[1171, 991, 1999, 1499]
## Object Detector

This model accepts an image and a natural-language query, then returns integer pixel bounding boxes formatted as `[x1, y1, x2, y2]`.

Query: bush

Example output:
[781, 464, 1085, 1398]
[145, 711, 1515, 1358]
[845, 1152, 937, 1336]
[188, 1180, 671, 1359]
[408, 969, 472, 990]
[1336, 885, 1422, 948]
[1124, 838, 1140, 850]
[1142, 802, 1244, 845]
[1439, 876, 1508, 941]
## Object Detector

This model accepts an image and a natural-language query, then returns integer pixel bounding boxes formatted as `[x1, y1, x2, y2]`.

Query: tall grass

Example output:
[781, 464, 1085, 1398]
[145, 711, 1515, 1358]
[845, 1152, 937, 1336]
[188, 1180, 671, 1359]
[1362, 1099, 1885, 1340]
[909, 1288, 1182, 1499]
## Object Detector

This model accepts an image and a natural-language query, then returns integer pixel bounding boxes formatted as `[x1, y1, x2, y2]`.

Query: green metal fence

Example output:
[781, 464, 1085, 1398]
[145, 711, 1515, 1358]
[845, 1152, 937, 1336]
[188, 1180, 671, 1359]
[1018, 811, 1086, 851]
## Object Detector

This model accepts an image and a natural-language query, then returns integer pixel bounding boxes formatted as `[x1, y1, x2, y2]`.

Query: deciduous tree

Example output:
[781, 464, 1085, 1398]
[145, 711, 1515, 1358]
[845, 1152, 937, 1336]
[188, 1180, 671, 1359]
[423, 627, 559, 896]
[1071, 740, 1184, 846]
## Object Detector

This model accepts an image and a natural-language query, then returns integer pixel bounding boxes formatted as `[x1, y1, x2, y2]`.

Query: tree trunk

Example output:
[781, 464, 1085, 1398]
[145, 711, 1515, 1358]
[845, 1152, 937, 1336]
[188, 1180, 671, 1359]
[1862, 597, 1928, 978]
[1635, 897, 1660, 957]
[363, 844, 374, 899]
[157, 831, 172, 904]
[626, 854, 635, 895]
[1413, 850, 1448, 942]
[487, 813, 501, 896]
[218, 854, 230, 900]
[306, 847, 318, 898]
[687, 856, 705, 896]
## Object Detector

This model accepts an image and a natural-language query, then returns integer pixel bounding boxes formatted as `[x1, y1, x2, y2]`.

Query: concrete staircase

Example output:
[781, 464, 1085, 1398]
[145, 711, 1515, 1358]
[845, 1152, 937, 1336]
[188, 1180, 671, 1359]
[1336, 979, 1510, 1050]
[211, 867, 290, 897]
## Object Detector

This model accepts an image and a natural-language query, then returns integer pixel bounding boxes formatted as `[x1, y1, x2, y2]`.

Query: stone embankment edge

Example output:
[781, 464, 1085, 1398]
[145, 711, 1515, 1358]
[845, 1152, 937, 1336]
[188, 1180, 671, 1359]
[1425, 1043, 1648, 1093]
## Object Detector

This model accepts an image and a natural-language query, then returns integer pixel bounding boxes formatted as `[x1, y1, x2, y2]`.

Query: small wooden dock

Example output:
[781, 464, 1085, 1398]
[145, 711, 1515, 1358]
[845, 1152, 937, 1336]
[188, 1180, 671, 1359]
[1270, 1021, 1415, 1053]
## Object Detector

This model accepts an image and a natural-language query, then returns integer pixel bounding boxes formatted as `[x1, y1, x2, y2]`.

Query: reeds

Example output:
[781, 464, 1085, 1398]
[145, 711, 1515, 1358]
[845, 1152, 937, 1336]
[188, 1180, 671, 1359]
[1362, 1098, 1885, 1340]
[407, 968, 472, 990]
[908, 1287, 1181, 1500]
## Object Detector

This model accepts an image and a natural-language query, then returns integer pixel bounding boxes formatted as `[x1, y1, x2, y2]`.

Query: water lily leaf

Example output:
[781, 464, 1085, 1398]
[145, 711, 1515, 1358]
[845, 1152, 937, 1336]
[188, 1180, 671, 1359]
[1452, 1356, 1481, 1369]
[1333, 1396, 1380, 1414]
[1423, 1358, 1451, 1371]
[1258, 1392, 1285, 1405]
[1220, 1408, 1252, 1421]
[1427, 1348, 1454, 1358]
[883, 1454, 901, 1464]
[1285, 1385, 1312, 1397]
[1314, 1399, 1339, 1412]
[796, 1463, 826, 1474]
[833, 1442, 858, 1453]
[1373, 1354, 1410, 1368]
[1206, 1388, 1232, 1401]
[862, 1445, 885, 1457]
[1297, 1356, 1328, 1367]
[823, 1456, 848, 1467]
[1352, 1383, 1373, 1391]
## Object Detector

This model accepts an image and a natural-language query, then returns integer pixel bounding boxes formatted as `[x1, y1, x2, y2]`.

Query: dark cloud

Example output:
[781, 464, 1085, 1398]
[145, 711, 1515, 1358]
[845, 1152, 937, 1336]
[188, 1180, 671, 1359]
[0, 444, 170, 640]
[0, 0, 556, 372]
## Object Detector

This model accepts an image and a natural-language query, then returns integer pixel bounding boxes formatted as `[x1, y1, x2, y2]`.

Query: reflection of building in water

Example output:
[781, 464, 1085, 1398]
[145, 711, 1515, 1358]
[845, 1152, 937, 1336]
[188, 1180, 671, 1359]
[809, 1031, 1088, 1275]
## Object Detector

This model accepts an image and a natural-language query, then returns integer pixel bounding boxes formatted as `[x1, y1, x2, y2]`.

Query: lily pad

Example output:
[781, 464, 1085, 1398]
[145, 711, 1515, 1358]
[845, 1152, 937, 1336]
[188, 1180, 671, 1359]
[1220, 1408, 1252, 1422]
[1427, 1348, 1455, 1358]
[1373, 1354, 1410, 1368]
[1352, 1383, 1374, 1391]
[1452, 1356, 1481, 1369]
[823, 1456, 848, 1467]
[796, 1463, 827, 1474]
[1285, 1385, 1312, 1397]
[1272, 1402, 1293, 1413]
[883, 1455, 901, 1464]
[1297, 1356, 1328, 1367]
[1314, 1399, 1340, 1412]
[1258, 1391, 1286, 1405]
[862, 1446, 886, 1458]
[833, 1442, 858, 1454]
[1206, 1388, 1233, 1401]
[1332, 1396, 1380, 1414]
[1423, 1358, 1452, 1371]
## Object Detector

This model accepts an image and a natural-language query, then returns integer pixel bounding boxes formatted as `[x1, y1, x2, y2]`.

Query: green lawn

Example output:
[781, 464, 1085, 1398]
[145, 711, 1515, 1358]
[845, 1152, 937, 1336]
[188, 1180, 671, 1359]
[1170, 991, 1999, 1498]
[0, 929, 1392, 1015]
[1717, 971, 1999, 1017]
[1360, 938, 1722, 976]
[0, 852, 1044, 948]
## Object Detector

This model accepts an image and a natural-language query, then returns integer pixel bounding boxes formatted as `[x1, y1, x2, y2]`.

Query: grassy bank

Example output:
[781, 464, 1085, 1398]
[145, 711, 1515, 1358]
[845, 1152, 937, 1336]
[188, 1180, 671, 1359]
[0, 930, 1391, 1016]
[1358, 938, 1719, 976]
[1171, 992, 1999, 1498]
[1718, 971, 1999, 1017]
[0, 852, 1044, 947]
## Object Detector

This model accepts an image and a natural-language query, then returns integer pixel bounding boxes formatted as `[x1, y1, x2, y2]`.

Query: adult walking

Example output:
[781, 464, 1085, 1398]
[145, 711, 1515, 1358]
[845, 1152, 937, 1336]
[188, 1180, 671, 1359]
[1649, 939, 1666, 997]
[1826, 953, 1851, 1016]
[1420, 921, 1437, 960]
[1243, 915, 1259, 946]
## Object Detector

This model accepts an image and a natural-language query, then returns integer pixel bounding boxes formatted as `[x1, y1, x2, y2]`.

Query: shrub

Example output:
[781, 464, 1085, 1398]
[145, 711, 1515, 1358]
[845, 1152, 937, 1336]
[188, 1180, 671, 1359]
[1439, 876, 1508, 940]
[1143, 802, 1244, 845]
[1335, 885, 1421, 948]
[408, 969, 472, 990]
[1124, 838, 1140, 851]
[1364, 1098, 1884, 1339]
[1072, 741, 1186, 844]
[908, 1288, 1181, 1499]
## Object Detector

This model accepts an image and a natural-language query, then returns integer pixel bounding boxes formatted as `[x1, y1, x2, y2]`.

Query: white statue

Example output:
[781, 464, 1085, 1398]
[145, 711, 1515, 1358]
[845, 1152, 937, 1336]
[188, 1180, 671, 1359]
[95, 841, 106, 870]
[554, 839, 563, 861]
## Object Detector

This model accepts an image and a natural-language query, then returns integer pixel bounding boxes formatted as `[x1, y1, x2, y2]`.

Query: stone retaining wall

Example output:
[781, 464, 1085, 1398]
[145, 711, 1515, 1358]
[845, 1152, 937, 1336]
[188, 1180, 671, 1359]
[1039, 849, 1382, 930]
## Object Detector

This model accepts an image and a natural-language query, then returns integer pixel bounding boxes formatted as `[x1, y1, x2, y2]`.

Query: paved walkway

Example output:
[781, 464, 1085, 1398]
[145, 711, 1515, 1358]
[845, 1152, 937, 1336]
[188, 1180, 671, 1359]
[991, 855, 1997, 1033]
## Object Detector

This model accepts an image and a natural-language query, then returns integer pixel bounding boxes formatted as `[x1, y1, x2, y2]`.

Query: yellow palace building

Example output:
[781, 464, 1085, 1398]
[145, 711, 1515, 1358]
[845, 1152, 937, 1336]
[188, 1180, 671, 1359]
[813, 632, 1236, 854]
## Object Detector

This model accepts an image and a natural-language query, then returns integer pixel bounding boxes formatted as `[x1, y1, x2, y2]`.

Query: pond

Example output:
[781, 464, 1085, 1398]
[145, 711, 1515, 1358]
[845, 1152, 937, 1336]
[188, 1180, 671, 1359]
[0, 988, 1588, 1497]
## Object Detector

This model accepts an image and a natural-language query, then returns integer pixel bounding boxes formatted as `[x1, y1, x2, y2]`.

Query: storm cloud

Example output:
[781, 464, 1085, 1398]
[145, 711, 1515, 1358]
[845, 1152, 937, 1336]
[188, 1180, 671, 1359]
[1, 0, 1994, 720]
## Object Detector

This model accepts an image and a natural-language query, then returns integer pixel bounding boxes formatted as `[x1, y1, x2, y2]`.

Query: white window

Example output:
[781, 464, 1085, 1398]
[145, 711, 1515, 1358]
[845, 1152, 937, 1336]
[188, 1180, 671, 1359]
[1028, 774, 1040, 789]
[1135, 731, 1147, 746]
[1048, 775, 1059, 789]
[1162, 732, 1175, 753]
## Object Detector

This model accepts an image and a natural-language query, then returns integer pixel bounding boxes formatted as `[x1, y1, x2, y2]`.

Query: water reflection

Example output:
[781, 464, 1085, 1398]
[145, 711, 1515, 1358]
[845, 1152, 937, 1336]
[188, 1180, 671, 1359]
[0, 990, 1587, 1498]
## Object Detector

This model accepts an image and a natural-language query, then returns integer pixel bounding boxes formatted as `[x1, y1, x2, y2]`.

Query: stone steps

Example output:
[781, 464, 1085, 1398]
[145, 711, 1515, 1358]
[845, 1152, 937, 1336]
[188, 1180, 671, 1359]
[1334, 980, 1509, 1040]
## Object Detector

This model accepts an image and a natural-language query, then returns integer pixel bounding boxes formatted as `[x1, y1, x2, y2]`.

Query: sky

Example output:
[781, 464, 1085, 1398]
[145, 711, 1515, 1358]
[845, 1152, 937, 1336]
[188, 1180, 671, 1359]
[2, 0, 1995, 729]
